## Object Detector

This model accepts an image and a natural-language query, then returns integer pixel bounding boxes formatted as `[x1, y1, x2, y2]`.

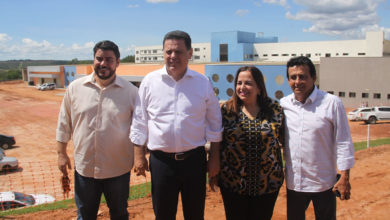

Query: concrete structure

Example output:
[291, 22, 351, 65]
[205, 63, 289, 101]
[320, 57, 390, 108]
[211, 31, 278, 62]
[135, 43, 210, 64]
[254, 31, 389, 62]
[27, 66, 65, 88]
[135, 31, 389, 63]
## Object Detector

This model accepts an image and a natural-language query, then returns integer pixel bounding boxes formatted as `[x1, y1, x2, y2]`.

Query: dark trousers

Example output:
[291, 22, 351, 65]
[74, 171, 130, 220]
[287, 188, 336, 220]
[149, 147, 207, 220]
[220, 188, 279, 220]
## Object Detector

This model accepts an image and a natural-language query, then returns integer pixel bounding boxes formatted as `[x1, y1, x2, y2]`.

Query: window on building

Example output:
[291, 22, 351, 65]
[263, 54, 268, 57]
[339, 92, 345, 97]
[362, 93, 369, 98]
[153, 57, 157, 60]
[327, 91, 334, 94]
[136, 57, 139, 60]
[343, 53, 349, 56]
[325, 53, 331, 57]
[306, 53, 311, 57]
[136, 51, 139, 54]
[194, 48, 200, 52]
[358, 53, 366, 56]
[194, 56, 200, 59]
[272, 54, 279, 56]
[291, 53, 297, 56]
[349, 92, 356, 98]
[254, 54, 258, 57]
[388, 94, 390, 99]
[153, 50, 157, 53]
[374, 93, 381, 99]
[282, 54, 289, 56]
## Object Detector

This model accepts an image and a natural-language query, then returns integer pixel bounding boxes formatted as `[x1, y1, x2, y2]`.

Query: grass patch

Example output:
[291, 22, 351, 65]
[354, 137, 390, 151]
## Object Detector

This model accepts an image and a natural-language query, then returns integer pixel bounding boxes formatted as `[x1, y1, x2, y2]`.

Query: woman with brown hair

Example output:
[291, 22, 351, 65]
[215, 66, 284, 220]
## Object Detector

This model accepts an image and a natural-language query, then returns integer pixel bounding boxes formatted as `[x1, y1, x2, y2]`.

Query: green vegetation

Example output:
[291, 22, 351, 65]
[1, 138, 389, 216]
[0, 69, 22, 81]
[353, 137, 390, 151]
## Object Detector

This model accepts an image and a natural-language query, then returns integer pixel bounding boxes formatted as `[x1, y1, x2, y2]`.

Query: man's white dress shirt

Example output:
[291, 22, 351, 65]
[130, 66, 223, 153]
[281, 87, 355, 192]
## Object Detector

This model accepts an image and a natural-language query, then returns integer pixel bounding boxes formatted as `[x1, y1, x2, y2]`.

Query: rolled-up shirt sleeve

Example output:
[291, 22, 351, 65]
[56, 88, 72, 143]
[205, 80, 223, 142]
[130, 82, 149, 146]
[334, 99, 355, 171]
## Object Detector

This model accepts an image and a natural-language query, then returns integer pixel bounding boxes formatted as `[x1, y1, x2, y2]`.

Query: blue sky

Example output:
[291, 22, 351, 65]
[0, 0, 389, 60]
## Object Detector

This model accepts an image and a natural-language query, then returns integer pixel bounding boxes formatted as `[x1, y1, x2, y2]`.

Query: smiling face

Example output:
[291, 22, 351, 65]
[235, 70, 261, 105]
[93, 49, 119, 81]
[288, 64, 316, 103]
[163, 38, 193, 80]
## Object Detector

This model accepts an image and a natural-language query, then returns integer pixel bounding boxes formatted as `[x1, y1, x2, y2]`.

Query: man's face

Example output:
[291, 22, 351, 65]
[287, 64, 316, 102]
[163, 39, 193, 78]
[93, 49, 119, 80]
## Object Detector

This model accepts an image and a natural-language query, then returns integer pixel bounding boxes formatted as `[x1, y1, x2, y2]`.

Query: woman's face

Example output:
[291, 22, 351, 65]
[235, 70, 261, 105]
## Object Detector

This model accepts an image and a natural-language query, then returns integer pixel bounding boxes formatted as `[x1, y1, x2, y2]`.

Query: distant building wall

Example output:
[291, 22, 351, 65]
[320, 57, 390, 107]
[27, 66, 64, 88]
[205, 64, 290, 101]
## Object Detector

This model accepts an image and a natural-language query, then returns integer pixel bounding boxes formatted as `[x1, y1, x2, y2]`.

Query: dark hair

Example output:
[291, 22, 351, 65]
[286, 56, 316, 79]
[93, 40, 120, 59]
[225, 66, 273, 118]
[163, 30, 192, 50]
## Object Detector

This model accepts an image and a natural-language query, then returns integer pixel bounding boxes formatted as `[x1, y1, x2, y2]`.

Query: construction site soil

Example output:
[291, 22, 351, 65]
[1, 80, 390, 219]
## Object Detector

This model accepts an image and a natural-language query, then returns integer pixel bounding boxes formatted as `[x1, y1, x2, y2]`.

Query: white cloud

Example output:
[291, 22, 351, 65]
[253, 1, 262, 7]
[286, 0, 387, 39]
[235, 9, 250, 16]
[263, 0, 287, 6]
[0, 36, 95, 60]
[128, 4, 139, 8]
[0, 33, 12, 43]
[146, 0, 178, 3]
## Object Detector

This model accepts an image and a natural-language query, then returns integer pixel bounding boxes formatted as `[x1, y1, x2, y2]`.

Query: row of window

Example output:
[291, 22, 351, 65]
[259, 52, 366, 58]
[136, 47, 206, 55]
[136, 55, 206, 61]
[328, 91, 390, 99]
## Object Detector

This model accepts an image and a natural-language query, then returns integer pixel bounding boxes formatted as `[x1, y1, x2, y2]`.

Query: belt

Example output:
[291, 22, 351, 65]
[152, 146, 204, 161]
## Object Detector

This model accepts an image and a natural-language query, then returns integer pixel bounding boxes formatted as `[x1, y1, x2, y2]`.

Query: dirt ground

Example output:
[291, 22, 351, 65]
[1, 80, 390, 219]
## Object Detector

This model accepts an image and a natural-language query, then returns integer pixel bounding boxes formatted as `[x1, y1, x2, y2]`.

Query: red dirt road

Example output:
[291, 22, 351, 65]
[1, 81, 390, 219]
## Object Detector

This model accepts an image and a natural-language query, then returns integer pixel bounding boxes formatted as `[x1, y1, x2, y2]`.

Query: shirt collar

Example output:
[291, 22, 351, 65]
[161, 65, 194, 80]
[291, 86, 318, 105]
[82, 72, 124, 88]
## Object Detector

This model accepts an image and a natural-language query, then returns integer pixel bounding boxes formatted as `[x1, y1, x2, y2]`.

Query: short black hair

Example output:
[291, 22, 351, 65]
[93, 40, 120, 59]
[163, 30, 192, 50]
[286, 56, 316, 79]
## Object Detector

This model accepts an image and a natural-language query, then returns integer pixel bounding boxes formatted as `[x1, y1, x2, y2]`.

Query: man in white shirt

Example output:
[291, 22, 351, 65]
[130, 30, 223, 220]
[57, 40, 138, 219]
[280, 56, 355, 220]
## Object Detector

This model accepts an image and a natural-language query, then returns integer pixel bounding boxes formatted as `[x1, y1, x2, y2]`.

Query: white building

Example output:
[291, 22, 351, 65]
[254, 31, 389, 62]
[135, 31, 389, 63]
[135, 43, 210, 64]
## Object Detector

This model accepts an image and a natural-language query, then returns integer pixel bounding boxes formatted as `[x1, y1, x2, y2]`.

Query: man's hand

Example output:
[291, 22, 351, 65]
[57, 141, 71, 176]
[134, 145, 149, 177]
[207, 142, 220, 191]
[333, 170, 351, 200]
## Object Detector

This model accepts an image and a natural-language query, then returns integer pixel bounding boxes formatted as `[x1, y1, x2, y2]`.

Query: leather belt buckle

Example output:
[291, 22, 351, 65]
[174, 152, 185, 160]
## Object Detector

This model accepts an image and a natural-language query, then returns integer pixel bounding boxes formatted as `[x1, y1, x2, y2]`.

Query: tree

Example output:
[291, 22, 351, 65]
[121, 55, 135, 63]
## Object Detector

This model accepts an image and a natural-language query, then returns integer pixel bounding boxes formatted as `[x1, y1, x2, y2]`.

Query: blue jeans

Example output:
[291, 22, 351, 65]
[74, 171, 130, 220]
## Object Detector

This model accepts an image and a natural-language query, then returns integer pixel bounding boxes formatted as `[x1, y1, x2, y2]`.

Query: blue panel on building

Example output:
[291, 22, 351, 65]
[64, 66, 76, 87]
[205, 64, 291, 101]
[211, 31, 278, 62]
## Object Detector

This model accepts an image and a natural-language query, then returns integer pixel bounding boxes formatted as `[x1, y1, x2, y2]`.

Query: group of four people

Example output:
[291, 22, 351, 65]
[56, 30, 355, 220]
